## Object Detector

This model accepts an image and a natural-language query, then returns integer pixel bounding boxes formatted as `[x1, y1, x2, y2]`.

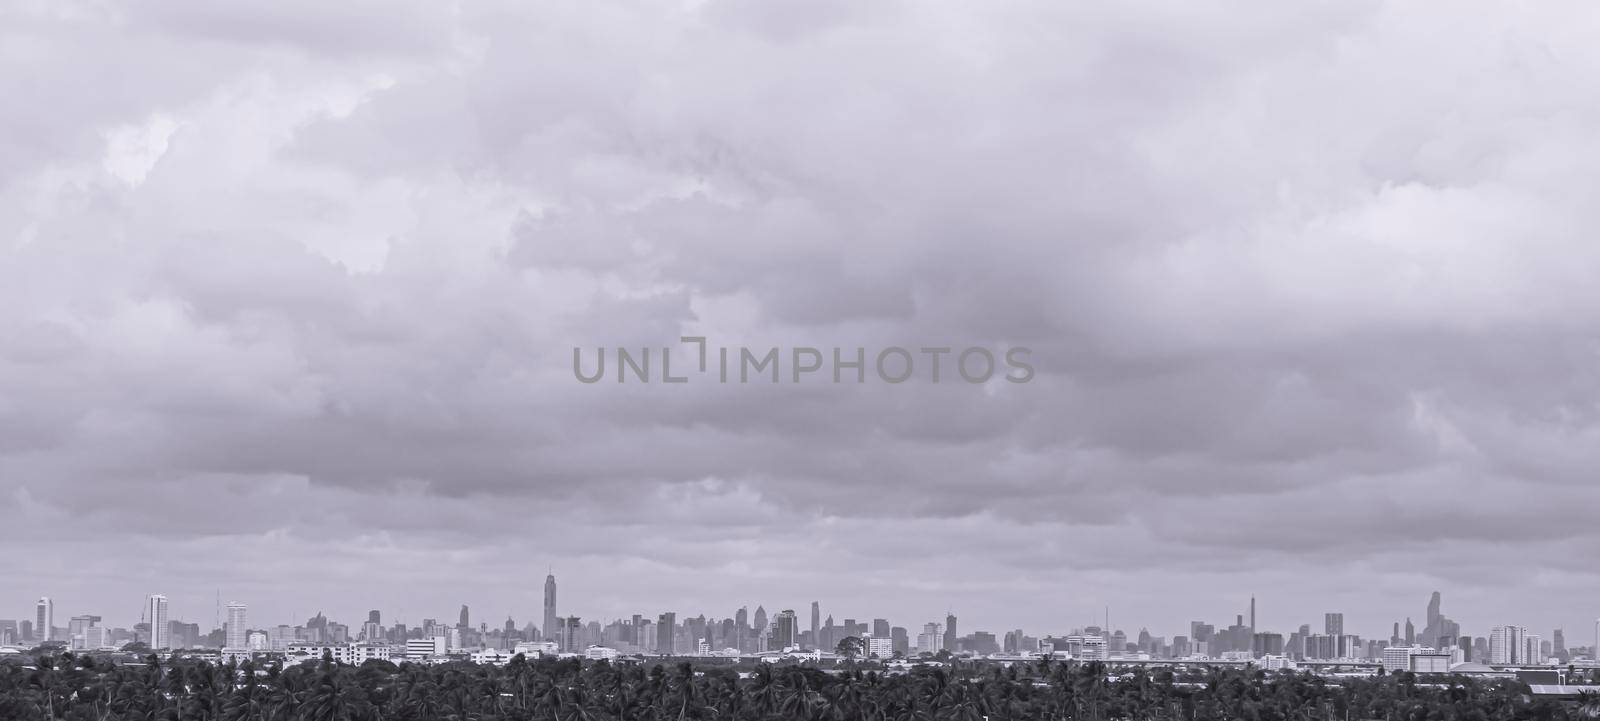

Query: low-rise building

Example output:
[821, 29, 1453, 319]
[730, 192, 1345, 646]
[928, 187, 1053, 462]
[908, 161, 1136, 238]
[285, 643, 393, 666]
[513, 640, 559, 657]
[471, 649, 514, 665]
[406, 636, 448, 660]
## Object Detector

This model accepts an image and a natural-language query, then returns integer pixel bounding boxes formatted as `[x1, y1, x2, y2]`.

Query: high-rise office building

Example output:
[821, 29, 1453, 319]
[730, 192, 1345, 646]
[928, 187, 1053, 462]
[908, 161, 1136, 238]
[1252, 632, 1284, 657]
[558, 616, 582, 652]
[1418, 591, 1460, 649]
[1490, 625, 1527, 664]
[543, 574, 558, 642]
[753, 606, 767, 639]
[657, 612, 676, 655]
[226, 602, 247, 650]
[810, 602, 820, 648]
[67, 615, 98, 647]
[459, 605, 470, 629]
[147, 595, 170, 650]
[918, 623, 944, 654]
[873, 618, 891, 638]
[773, 610, 799, 650]
[35, 597, 53, 643]
[1324, 613, 1343, 637]
[944, 613, 958, 653]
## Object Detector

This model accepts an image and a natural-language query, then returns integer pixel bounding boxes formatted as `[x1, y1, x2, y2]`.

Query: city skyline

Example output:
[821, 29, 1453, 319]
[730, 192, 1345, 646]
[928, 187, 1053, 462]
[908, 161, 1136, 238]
[7, 583, 1596, 657]
[6, 0, 1600, 674]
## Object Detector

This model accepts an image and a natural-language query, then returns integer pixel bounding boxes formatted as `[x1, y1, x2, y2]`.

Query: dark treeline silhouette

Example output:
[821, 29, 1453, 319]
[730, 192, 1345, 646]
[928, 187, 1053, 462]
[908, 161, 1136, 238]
[2, 652, 1598, 721]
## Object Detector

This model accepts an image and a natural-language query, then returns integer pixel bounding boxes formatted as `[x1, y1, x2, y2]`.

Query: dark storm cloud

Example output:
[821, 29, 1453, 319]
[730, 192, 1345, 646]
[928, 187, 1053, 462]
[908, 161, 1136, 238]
[3, 0, 1600, 638]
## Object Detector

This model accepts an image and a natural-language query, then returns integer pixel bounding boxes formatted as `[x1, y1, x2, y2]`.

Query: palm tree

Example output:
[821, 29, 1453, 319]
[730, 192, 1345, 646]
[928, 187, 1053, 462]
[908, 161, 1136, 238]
[1576, 690, 1600, 719]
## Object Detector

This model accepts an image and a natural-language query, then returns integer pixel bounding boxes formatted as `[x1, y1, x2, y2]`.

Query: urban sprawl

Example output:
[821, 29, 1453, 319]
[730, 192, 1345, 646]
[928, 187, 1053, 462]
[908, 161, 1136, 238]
[8, 579, 1597, 680]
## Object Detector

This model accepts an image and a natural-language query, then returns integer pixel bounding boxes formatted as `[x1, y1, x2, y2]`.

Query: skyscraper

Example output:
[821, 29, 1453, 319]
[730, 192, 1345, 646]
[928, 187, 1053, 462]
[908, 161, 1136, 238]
[657, 612, 676, 655]
[1490, 625, 1527, 664]
[810, 601, 820, 648]
[543, 574, 558, 642]
[1324, 613, 1343, 637]
[753, 606, 767, 639]
[147, 595, 170, 650]
[35, 597, 53, 643]
[459, 605, 470, 629]
[1420, 591, 1459, 649]
[558, 616, 582, 652]
[944, 613, 958, 653]
[773, 609, 799, 650]
[226, 602, 247, 650]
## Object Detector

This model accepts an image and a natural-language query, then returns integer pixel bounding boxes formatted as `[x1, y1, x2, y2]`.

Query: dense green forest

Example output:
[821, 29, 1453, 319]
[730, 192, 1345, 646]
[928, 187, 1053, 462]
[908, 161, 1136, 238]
[2, 653, 1596, 721]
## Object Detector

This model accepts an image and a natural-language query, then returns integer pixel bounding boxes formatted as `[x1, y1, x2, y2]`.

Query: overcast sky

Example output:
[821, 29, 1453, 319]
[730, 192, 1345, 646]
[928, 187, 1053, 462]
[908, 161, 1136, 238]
[4, 0, 1600, 643]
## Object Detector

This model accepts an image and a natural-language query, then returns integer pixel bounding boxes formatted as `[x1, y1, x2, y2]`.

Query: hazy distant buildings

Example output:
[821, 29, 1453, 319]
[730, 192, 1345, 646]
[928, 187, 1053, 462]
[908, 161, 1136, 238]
[1420, 591, 1460, 650]
[68, 615, 102, 650]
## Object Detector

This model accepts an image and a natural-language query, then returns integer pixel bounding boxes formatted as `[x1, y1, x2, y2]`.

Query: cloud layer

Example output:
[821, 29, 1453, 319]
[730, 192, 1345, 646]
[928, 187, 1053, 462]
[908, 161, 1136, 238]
[4, 0, 1600, 640]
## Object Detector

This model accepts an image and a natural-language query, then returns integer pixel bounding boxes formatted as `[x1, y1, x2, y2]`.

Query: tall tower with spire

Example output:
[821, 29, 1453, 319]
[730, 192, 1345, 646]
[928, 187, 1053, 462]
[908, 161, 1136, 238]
[543, 573, 558, 642]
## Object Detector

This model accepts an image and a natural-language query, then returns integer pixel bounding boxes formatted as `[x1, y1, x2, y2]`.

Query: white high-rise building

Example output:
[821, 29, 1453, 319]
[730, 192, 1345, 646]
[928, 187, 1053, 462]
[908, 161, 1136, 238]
[35, 597, 54, 643]
[1489, 626, 1527, 665]
[917, 623, 944, 654]
[147, 595, 170, 650]
[226, 602, 248, 650]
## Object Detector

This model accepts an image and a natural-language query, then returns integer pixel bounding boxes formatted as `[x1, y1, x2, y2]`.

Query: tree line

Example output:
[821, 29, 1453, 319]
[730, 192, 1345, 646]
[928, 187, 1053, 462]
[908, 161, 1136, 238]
[1, 652, 1597, 721]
